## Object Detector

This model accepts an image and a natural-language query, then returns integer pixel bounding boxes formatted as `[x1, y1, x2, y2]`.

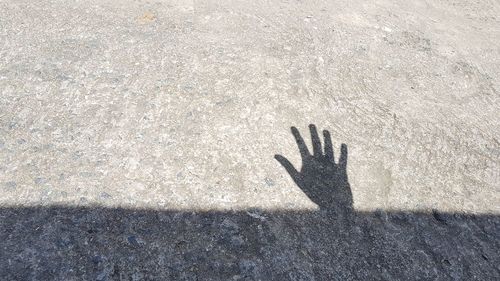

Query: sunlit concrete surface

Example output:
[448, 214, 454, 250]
[1, 0, 499, 213]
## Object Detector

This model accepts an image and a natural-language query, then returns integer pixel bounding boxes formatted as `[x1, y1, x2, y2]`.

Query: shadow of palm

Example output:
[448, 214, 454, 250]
[275, 124, 352, 213]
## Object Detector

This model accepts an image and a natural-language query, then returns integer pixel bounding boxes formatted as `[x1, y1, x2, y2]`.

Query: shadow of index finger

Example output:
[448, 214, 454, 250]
[291, 126, 310, 159]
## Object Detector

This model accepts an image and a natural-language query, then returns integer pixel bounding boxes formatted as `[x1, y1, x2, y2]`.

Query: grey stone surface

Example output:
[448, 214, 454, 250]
[0, 0, 499, 279]
[1, 206, 499, 280]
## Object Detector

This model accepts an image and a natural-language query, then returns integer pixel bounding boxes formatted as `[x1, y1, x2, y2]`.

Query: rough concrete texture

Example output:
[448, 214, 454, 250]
[0, 0, 499, 280]
[1, 0, 499, 212]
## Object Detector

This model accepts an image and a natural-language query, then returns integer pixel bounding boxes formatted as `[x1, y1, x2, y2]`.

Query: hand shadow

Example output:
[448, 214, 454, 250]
[275, 124, 353, 213]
